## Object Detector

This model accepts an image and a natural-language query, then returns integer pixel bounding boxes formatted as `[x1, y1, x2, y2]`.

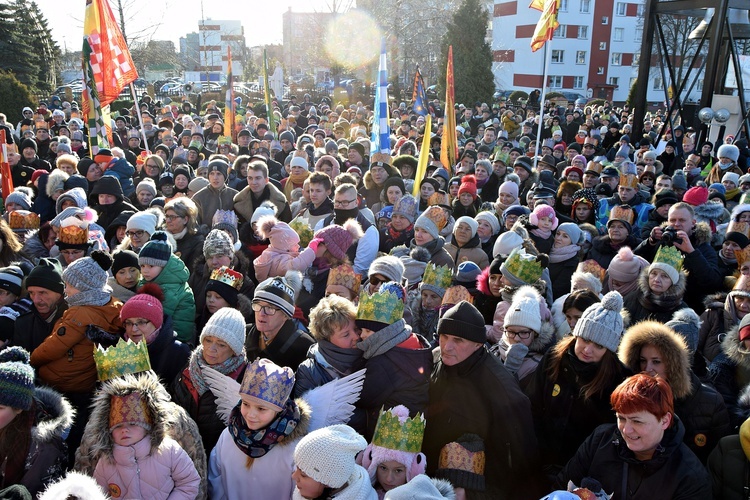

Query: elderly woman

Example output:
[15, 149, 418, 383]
[164, 197, 205, 268]
[556, 373, 712, 498]
[586, 206, 642, 269]
[623, 246, 688, 324]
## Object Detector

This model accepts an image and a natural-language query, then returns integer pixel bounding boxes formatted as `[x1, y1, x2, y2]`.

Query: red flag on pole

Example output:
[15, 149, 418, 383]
[0, 129, 13, 199]
[530, 0, 561, 52]
[440, 46, 457, 175]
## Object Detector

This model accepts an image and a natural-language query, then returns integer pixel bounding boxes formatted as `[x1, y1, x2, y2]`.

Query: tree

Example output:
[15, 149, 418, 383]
[439, 0, 494, 106]
[0, 72, 36, 124]
[627, 79, 637, 109]
[14, 1, 60, 93]
[0, 1, 41, 91]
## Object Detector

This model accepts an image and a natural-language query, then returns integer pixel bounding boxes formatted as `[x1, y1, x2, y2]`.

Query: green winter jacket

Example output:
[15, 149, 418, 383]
[140, 254, 196, 344]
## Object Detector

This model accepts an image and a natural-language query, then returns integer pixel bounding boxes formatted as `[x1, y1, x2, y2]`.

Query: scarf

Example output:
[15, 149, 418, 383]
[172, 227, 188, 241]
[639, 286, 683, 311]
[415, 305, 439, 341]
[388, 224, 414, 241]
[549, 244, 580, 263]
[357, 319, 412, 359]
[334, 208, 359, 225]
[187, 346, 246, 397]
[228, 399, 301, 458]
[66, 289, 111, 307]
[726, 187, 741, 201]
[609, 276, 639, 297]
[476, 176, 489, 188]
[720, 252, 737, 267]
[531, 227, 552, 240]
[316, 340, 363, 376]
[307, 198, 334, 216]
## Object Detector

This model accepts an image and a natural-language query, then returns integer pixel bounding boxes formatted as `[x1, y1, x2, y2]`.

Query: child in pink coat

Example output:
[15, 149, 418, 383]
[254, 215, 322, 281]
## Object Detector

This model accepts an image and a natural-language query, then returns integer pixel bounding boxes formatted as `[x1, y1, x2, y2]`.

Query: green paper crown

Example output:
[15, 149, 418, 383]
[94, 338, 152, 381]
[357, 289, 404, 325]
[372, 405, 426, 453]
[503, 248, 544, 284]
[653, 245, 684, 272]
[290, 218, 314, 248]
[422, 263, 453, 291]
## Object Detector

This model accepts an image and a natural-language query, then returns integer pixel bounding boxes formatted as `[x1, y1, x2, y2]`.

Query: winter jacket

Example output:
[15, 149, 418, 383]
[587, 234, 642, 270]
[192, 184, 239, 227]
[208, 400, 311, 500]
[548, 254, 579, 301]
[475, 266, 502, 325]
[30, 298, 123, 394]
[140, 254, 195, 344]
[78, 372, 208, 499]
[292, 465, 377, 500]
[597, 191, 654, 235]
[699, 292, 736, 363]
[189, 252, 255, 321]
[423, 347, 541, 499]
[708, 430, 750, 500]
[254, 245, 315, 282]
[556, 419, 711, 499]
[174, 231, 205, 269]
[707, 162, 744, 185]
[639, 207, 668, 240]
[13, 302, 67, 354]
[21, 229, 51, 264]
[290, 198, 335, 231]
[94, 199, 139, 235]
[233, 183, 292, 224]
[710, 327, 750, 429]
[491, 318, 555, 387]
[378, 225, 414, 254]
[293, 343, 366, 399]
[445, 234, 489, 272]
[6, 387, 74, 496]
[245, 318, 315, 371]
[102, 158, 136, 197]
[145, 314, 191, 384]
[622, 269, 688, 324]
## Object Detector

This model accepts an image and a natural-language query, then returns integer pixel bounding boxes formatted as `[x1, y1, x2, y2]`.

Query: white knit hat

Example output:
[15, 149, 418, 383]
[504, 286, 542, 333]
[199, 308, 246, 356]
[294, 424, 368, 488]
[126, 211, 158, 235]
[572, 291, 624, 353]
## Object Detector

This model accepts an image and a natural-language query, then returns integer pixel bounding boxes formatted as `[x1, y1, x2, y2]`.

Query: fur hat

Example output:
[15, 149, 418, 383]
[258, 216, 299, 252]
[294, 424, 368, 489]
[253, 270, 303, 318]
[315, 220, 363, 261]
[200, 308, 246, 356]
[383, 474, 455, 499]
[46, 169, 69, 198]
[504, 286, 542, 333]
[572, 291, 624, 353]
[39, 471, 109, 500]
[0, 347, 35, 411]
[718, 144, 740, 162]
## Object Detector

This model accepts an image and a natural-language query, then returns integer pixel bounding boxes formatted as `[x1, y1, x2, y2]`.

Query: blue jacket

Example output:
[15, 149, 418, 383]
[102, 157, 136, 197]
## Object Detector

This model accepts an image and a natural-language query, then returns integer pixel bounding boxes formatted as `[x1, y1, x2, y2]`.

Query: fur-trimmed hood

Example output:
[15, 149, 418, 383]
[637, 265, 688, 304]
[731, 203, 750, 221]
[32, 386, 76, 444]
[46, 169, 69, 199]
[693, 201, 728, 220]
[477, 265, 493, 296]
[618, 320, 692, 398]
[721, 324, 750, 369]
[39, 471, 108, 500]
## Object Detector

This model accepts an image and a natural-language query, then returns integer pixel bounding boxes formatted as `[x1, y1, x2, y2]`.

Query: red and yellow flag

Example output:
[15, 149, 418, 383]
[0, 129, 13, 198]
[440, 46, 457, 175]
[224, 46, 235, 140]
[530, 0, 561, 52]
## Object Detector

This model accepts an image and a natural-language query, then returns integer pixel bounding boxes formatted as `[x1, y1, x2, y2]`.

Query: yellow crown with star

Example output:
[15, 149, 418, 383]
[372, 405, 425, 453]
[653, 245, 684, 272]
[327, 264, 361, 296]
[357, 285, 405, 325]
[422, 263, 453, 291]
[209, 266, 244, 290]
[289, 218, 314, 248]
[94, 338, 152, 381]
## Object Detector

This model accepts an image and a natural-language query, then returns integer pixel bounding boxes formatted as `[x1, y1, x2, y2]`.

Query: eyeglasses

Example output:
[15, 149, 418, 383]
[145, 163, 159, 168]
[164, 215, 184, 221]
[504, 329, 534, 340]
[583, 144, 595, 148]
[124, 319, 151, 329]
[126, 230, 146, 238]
[252, 303, 279, 316]
[334, 199, 356, 207]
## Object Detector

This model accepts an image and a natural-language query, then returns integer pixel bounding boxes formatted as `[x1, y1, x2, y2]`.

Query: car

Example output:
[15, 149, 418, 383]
[494, 90, 513, 101]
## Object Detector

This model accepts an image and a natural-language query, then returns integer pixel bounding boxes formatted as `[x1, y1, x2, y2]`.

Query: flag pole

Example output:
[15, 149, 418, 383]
[130, 83, 150, 155]
[533, 41, 550, 170]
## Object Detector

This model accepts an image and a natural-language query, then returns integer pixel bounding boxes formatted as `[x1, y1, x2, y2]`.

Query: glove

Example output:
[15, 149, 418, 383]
[86, 324, 121, 348]
[504, 342, 529, 376]
[307, 238, 325, 252]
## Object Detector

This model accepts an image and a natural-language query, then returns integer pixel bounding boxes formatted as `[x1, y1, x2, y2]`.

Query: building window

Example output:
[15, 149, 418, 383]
[602, 16, 609, 25]
[599, 41, 607, 50]
[551, 50, 564, 63]
[609, 77, 620, 87]
[637, 4, 645, 16]
[597, 67, 605, 75]
[573, 76, 584, 89]
[635, 28, 643, 42]
[611, 53, 622, 65]
[560, 0, 568, 12]
[614, 28, 624, 41]
[549, 76, 563, 88]
[578, 26, 588, 39]
[653, 77, 663, 90]
[616, 2, 626, 16]
[576, 51, 586, 64]
[554, 24, 567, 38]
[580, 0, 590, 13]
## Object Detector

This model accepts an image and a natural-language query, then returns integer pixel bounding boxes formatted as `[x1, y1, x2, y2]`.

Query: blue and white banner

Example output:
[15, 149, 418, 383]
[371, 39, 391, 155]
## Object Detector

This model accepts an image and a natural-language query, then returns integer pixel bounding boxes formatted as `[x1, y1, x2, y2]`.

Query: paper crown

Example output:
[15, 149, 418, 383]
[218, 135, 232, 146]
[503, 248, 544, 284]
[728, 221, 750, 239]
[109, 391, 153, 431]
[609, 205, 635, 225]
[327, 264, 361, 296]
[422, 263, 453, 291]
[94, 338, 152, 381]
[370, 152, 392, 167]
[372, 405, 425, 453]
[653, 245, 684, 272]
[619, 173, 639, 189]
[357, 285, 405, 325]
[289, 218, 314, 248]
[442, 285, 473, 306]
[209, 266, 244, 290]
[127, 128, 141, 139]
[240, 358, 295, 412]
[212, 209, 238, 228]
[585, 160, 603, 174]
[188, 140, 203, 151]
[735, 246, 750, 268]
[8, 210, 40, 230]
[438, 439, 486, 475]
[57, 224, 89, 245]
[577, 259, 606, 282]
[420, 205, 448, 230]
[733, 274, 750, 294]
[428, 191, 451, 209]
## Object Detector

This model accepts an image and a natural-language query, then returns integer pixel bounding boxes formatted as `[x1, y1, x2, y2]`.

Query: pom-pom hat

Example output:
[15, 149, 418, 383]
[314, 220, 363, 261]
[504, 286, 542, 333]
[138, 231, 173, 268]
[0, 347, 35, 411]
[572, 291, 624, 353]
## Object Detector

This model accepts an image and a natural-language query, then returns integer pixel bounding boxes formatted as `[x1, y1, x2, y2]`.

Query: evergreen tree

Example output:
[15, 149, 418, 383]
[0, 72, 35, 124]
[0, 1, 39, 90]
[439, 0, 495, 106]
[26, 1, 61, 94]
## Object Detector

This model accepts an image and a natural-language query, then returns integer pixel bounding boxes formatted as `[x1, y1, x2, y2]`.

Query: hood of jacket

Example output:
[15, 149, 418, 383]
[32, 386, 76, 444]
[618, 321, 692, 398]
[721, 323, 750, 369]
[693, 201, 726, 220]
[477, 265, 493, 296]
[154, 253, 190, 285]
[635, 266, 688, 307]
[731, 204, 750, 221]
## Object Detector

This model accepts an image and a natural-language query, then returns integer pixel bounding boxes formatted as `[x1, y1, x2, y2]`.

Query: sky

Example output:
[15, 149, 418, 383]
[33, 0, 348, 52]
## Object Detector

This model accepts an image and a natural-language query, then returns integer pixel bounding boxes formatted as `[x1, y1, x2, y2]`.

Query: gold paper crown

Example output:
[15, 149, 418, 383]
[370, 152, 393, 167]
[653, 245, 684, 273]
[735, 246, 750, 268]
[733, 274, 750, 294]
[609, 205, 635, 225]
[94, 338, 152, 381]
[372, 405, 425, 453]
[209, 266, 244, 290]
[357, 287, 405, 325]
[442, 285, 473, 306]
[57, 225, 89, 245]
[728, 221, 750, 239]
[420, 205, 448, 231]
[576, 259, 606, 282]
[8, 210, 40, 230]
[428, 191, 451, 208]
[438, 441, 486, 475]
[422, 263, 453, 291]
[289, 218, 314, 248]
[109, 391, 153, 430]
[585, 161, 603, 174]
[327, 264, 361, 296]
[619, 173, 639, 189]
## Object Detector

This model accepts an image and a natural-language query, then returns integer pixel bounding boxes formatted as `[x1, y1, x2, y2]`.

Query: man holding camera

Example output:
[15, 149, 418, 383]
[634, 202, 723, 313]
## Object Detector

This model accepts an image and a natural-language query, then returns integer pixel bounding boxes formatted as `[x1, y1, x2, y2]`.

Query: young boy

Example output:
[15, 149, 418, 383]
[109, 249, 141, 302]
[191, 157, 239, 227]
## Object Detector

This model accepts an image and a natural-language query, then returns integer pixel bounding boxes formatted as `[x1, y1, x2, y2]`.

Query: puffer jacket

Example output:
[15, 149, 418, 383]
[30, 298, 123, 394]
[699, 292, 736, 363]
[174, 231, 205, 269]
[102, 157, 136, 197]
[146, 314, 191, 383]
[13, 302, 68, 354]
[622, 268, 688, 324]
[619, 320, 730, 463]
[254, 245, 316, 282]
[75, 372, 208, 499]
[445, 233, 489, 272]
[709, 326, 750, 429]
[140, 254, 195, 344]
[708, 424, 750, 500]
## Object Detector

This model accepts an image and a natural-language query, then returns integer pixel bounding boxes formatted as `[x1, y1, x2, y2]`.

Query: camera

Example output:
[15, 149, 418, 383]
[661, 226, 683, 246]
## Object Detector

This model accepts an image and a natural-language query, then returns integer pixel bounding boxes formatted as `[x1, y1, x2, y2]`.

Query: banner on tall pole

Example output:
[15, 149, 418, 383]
[224, 46, 235, 140]
[412, 66, 428, 116]
[263, 49, 276, 137]
[371, 38, 391, 155]
[530, 0, 561, 52]
[440, 46, 457, 175]
[412, 113, 432, 197]
[0, 129, 12, 198]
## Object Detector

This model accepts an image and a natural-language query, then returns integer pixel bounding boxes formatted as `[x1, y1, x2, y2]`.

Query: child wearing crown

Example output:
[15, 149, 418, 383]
[198, 266, 253, 331]
[410, 264, 453, 345]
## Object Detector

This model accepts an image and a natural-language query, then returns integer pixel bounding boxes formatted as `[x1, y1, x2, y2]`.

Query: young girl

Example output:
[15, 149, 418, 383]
[548, 223, 583, 300]
[571, 188, 599, 225]
[452, 175, 480, 218]
[92, 376, 201, 499]
[108, 250, 141, 302]
[254, 216, 319, 282]
[528, 204, 558, 255]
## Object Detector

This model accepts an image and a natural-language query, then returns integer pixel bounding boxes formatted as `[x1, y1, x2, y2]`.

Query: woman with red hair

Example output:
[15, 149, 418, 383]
[556, 373, 711, 499]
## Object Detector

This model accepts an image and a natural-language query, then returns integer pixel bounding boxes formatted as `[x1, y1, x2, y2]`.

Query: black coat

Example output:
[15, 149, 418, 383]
[423, 347, 541, 500]
[174, 231, 204, 269]
[556, 420, 711, 499]
[245, 318, 315, 371]
[587, 234, 642, 270]
[147, 315, 191, 384]
[12, 303, 67, 353]
[675, 372, 731, 464]
[548, 255, 578, 301]
[708, 433, 750, 500]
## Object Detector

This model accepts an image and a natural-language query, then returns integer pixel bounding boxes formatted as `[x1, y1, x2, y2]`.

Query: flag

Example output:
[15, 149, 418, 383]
[412, 114, 432, 197]
[0, 129, 12, 198]
[530, 0, 560, 52]
[371, 38, 391, 155]
[82, 0, 139, 152]
[224, 46, 235, 140]
[440, 46, 457, 175]
[412, 66, 428, 116]
[263, 49, 276, 137]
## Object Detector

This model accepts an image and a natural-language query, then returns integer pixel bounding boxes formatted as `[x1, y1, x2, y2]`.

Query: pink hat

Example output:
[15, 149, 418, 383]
[529, 204, 558, 230]
[257, 216, 299, 252]
[315, 220, 364, 260]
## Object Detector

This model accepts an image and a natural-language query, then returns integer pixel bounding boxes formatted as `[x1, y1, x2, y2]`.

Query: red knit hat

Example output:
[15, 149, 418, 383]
[31, 169, 47, 184]
[682, 186, 708, 207]
[458, 175, 478, 200]
[120, 283, 164, 330]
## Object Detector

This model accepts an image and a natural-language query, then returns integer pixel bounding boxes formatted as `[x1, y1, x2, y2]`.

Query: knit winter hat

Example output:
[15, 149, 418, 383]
[504, 286, 542, 333]
[136, 178, 157, 197]
[250, 201, 278, 225]
[258, 216, 300, 252]
[314, 220, 363, 260]
[5, 188, 33, 211]
[493, 230, 524, 258]
[120, 285, 164, 330]
[498, 180, 519, 199]
[682, 186, 709, 206]
[138, 231, 173, 268]
[454, 261, 482, 288]
[200, 307, 246, 356]
[434, 433, 486, 492]
[653, 189, 679, 209]
[718, 144, 740, 162]
[671, 171, 688, 191]
[500, 247, 547, 286]
[0, 265, 24, 297]
[112, 250, 140, 276]
[665, 308, 701, 354]
[455, 216, 478, 238]
[475, 211, 501, 236]
[607, 247, 648, 283]
[0, 347, 35, 411]
[26, 258, 64, 294]
[392, 194, 418, 224]
[294, 424, 368, 489]
[109, 391, 153, 432]
[204, 228, 235, 259]
[370, 256, 406, 284]
[437, 301, 486, 344]
[253, 270, 303, 318]
[458, 175, 478, 200]
[556, 222, 581, 245]
[240, 358, 295, 412]
[723, 172, 740, 186]
[415, 206, 448, 240]
[126, 211, 158, 235]
[206, 266, 244, 308]
[188, 177, 209, 193]
[62, 250, 112, 294]
[529, 204, 558, 230]
[207, 158, 229, 179]
[572, 291, 624, 353]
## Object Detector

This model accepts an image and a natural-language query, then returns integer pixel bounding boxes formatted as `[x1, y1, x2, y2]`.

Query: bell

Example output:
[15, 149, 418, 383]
[689, 8, 750, 40]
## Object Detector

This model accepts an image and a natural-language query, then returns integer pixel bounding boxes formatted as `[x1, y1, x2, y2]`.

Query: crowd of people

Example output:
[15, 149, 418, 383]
[0, 90, 749, 499]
